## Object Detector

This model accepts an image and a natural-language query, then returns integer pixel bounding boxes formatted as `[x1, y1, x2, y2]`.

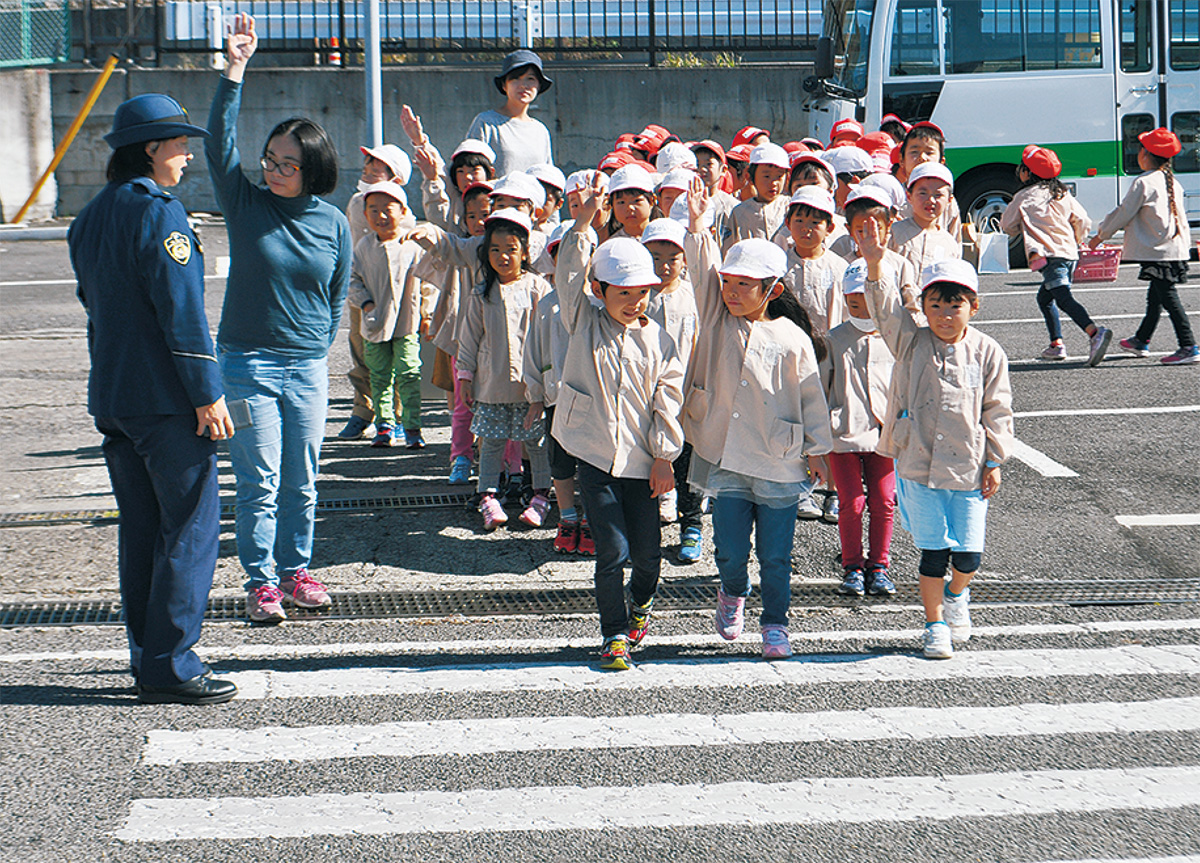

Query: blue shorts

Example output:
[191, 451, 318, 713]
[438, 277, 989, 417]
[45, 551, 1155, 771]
[896, 477, 988, 553]
[1041, 257, 1076, 290]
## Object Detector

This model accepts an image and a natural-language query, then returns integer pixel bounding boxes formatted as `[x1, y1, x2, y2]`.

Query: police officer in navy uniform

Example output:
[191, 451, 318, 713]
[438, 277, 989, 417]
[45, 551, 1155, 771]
[69, 94, 238, 704]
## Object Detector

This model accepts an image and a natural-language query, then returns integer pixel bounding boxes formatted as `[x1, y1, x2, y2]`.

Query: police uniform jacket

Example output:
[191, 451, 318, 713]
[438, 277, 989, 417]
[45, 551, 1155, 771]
[69, 177, 222, 417]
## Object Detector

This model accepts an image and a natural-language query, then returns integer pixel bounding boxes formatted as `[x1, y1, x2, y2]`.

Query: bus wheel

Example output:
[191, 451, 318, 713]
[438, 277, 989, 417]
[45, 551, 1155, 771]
[957, 168, 1024, 268]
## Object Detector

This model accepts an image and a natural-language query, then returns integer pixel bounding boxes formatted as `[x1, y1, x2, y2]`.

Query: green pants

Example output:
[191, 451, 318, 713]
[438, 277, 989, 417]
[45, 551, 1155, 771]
[363, 334, 422, 430]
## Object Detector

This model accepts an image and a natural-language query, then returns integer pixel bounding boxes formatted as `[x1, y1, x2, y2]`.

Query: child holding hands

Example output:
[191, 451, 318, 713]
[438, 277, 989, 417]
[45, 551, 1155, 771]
[859, 219, 1014, 660]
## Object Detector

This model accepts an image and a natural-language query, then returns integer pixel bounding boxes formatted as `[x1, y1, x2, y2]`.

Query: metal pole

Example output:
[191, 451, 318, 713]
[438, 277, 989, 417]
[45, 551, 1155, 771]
[364, 0, 382, 147]
[13, 54, 120, 224]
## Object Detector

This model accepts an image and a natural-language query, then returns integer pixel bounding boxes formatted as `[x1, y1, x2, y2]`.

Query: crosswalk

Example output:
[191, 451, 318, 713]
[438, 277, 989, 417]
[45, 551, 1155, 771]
[21, 613, 1200, 858]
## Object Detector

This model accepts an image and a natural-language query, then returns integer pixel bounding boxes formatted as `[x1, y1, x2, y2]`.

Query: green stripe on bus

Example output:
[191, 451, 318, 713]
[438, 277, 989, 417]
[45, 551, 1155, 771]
[946, 141, 1123, 179]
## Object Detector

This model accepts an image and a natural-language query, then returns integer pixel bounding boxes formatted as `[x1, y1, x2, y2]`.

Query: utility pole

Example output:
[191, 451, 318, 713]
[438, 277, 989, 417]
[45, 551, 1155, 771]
[364, 0, 382, 147]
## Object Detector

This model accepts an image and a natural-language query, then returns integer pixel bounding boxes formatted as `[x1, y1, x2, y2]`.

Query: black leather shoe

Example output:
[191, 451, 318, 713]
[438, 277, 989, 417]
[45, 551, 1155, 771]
[137, 675, 238, 705]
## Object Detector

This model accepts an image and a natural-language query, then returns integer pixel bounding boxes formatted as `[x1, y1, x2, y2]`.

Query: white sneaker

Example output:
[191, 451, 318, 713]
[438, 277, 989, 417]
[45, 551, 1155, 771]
[922, 622, 953, 659]
[942, 587, 972, 643]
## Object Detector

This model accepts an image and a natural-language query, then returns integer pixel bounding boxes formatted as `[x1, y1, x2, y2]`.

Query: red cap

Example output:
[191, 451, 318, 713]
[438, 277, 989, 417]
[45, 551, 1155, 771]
[633, 124, 671, 156]
[726, 143, 754, 164]
[461, 180, 495, 199]
[908, 120, 945, 138]
[857, 131, 896, 155]
[689, 139, 727, 165]
[782, 141, 807, 154]
[800, 137, 824, 150]
[598, 150, 635, 173]
[731, 125, 770, 149]
[830, 118, 864, 143]
[880, 113, 912, 133]
[1138, 128, 1182, 158]
[1021, 145, 1062, 180]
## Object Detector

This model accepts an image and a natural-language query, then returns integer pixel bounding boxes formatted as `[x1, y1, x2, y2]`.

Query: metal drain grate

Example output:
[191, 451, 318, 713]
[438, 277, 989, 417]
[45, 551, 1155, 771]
[2, 579, 1196, 627]
[0, 493, 473, 528]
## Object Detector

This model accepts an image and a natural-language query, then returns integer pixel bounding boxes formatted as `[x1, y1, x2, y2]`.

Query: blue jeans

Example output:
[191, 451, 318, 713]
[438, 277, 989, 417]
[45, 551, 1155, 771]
[1037, 259, 1092, 342]
[219, 349, 328, 590]
[711, 495, 799, 627]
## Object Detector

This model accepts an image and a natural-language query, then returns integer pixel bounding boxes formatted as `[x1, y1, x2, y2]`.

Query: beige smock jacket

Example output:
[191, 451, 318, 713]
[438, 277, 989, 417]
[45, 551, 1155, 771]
[347, 231, 437, 343]
[523, 288, 570, 407]
[820, 321, 895, 453]
[456, 270, 547, 404]
[681, 230, 833, 482]
[551, 230, 685, 478]
[1093, 170, 1192, 262]
[889, 217, 962, 277]
[645, 280, 699, 373]
[723, 195, 790, 252]
[863, 274, 1014, 490]
[782, 248, 849, 338]
[998, 185, 1089, 262]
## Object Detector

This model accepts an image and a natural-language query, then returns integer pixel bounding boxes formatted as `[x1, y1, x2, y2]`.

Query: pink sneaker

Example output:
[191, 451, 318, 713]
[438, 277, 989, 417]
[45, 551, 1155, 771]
[247, 585, 287, 624]
[480, 494, 508, 531]
[714, 588, 745, 641]
[761, 625, 793, 660]
[279, 568, 331, 609]
[519, 493, 551, 527]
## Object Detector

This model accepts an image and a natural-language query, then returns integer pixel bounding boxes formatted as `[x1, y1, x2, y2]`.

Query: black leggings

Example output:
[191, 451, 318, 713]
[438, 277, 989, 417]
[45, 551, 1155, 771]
[918, 548, 982, 579]
[1135, 278, 1195, 348]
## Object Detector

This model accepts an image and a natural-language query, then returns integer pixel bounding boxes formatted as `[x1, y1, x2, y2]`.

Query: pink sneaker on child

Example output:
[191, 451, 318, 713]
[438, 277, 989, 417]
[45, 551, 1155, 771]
[480, 494, 508, 531]
[761, 625, 793, 660]
[519, 493, 551, 527]
[247, 585, 287, 624]
[714, 588, 745, 641]
[279, 568, 331, 609]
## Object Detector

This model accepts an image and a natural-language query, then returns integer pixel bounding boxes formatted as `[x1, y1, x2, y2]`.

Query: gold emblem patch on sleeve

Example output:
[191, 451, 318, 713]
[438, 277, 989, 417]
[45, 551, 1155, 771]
[164, 231, 192, 266]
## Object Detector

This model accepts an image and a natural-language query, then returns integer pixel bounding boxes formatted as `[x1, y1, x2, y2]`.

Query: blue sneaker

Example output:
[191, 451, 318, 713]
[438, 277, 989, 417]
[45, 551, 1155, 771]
[678, 526, 703, 563]
[404, 428, 426, 449]
[837, 567, 865, 597]
[448, 456, 472, 484]
[370, 425, 395, 448]
[1161, 345, 1200, 365]
[866, 565, 896, 596]
[338, 415, 373, 440]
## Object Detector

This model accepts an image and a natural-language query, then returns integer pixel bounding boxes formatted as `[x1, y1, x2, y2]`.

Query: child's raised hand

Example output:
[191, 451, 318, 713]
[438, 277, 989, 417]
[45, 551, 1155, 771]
[576, 172, 604, 224]
[400, 105, 426, 147]
[981, 465, 1002, 499]
[686, 174, 708, 233]
[856, 215, 888, 281]
[648, 458, 676, 499]
[412, 145, 440, 182]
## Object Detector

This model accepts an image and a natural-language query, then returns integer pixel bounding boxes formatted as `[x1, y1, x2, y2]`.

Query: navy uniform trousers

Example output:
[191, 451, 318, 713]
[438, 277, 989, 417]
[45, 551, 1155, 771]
[96, 414, 219, 687]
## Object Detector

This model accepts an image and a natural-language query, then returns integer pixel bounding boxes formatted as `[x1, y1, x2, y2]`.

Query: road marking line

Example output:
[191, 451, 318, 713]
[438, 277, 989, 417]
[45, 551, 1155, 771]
[141, 695, 1200, 766]
[977, 311, 1200, 325]
[1010, 438, 1078, 477]
[217, 645, 1200, 702]
[1115, 514, 1200, 528]
[1041, 858, 1200, 863]
[116, 765, 1200, 841]
[5, 619, 1199, 664]
[1015, 405, 1200, 418]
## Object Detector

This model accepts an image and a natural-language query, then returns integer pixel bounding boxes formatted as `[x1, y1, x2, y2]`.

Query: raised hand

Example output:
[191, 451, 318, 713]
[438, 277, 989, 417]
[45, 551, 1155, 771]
[686, 174, 708, 233]
[412, 144, 440, 182]
[400, 105, 427, 147]
[575, 171, 604, 226]
[224, 13, 257, 80]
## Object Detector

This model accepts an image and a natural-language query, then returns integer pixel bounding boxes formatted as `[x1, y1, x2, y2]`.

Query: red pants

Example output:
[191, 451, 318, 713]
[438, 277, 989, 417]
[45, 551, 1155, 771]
[828, 451, 896, 570]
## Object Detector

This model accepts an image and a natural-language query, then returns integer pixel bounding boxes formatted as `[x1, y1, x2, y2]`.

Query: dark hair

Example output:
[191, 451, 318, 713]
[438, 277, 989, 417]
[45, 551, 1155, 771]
[462, 185, 493, 209]
[476, 221, 530, 300]
[450, 151, 496, 186]
[790, 161, 834, 190]
[503, 64, 542, 91]
[786, 202, 834, 227]
[880, 121, 907, 144]
[605, 189, 662, 237]
[765, 282, 827, 362]
[922, 280, 978, 305]
[1142, 150, 1184, 238]
[901, 125, 945, 160]
[843, 197, 893, 226]
[836, 171, 871, 186]
[263, 117, 339, 196]
[538, 180, 563, 210]
[1017, 165, 1069, 200]
[106, 140, 157, 184]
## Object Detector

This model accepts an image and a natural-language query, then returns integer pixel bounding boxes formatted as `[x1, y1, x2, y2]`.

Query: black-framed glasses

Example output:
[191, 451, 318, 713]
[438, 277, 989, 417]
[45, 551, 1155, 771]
[260, 156, 301, 177]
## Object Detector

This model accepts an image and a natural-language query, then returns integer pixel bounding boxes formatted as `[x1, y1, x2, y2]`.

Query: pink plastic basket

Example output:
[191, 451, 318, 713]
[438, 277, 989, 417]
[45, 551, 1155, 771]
[1075, 246, 1122, 282]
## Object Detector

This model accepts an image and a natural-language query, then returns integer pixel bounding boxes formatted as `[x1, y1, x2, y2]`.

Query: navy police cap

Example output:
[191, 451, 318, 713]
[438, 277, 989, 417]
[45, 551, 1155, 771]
[104, 93, 210, 149]
[493, 49, 553, 95]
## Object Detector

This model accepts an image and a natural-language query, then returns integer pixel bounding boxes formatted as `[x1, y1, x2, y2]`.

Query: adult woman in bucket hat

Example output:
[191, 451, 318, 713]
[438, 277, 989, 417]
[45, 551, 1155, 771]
[68, 93, 238, 704]
[464, 49, 555, 176]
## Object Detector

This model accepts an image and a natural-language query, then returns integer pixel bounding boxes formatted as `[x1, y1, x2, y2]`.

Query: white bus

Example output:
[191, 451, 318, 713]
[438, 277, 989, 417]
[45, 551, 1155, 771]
[802, 0, 1199, 248]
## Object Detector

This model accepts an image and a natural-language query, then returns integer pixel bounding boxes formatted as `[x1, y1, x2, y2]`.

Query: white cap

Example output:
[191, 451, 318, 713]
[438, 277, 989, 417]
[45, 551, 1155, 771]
[527, 163, 567, 192]
[921, 259, 979, 293]
[359, 180, 408, 209]
[360, 144, 412, 185]
[592, 238, 659, 287]
[607, 164, 657, 195]
[669, 193, 714, 230]
[842, 260, 867, 295]
[906, 161, 954, 189]
[450, 139, 497, 164]
[547, 218, 598, 249]
[565, 169, 594, 194]
[787, 186, 837, 217]
[657, 167, 694, 193]
[825, 146, 875, 176]
[490, 172, 546, 209]
[748, 142, 790, 171]
[720, 238, 788, 280]
[655, 141, 697, 174]
[484, 207, 533, 234]
[640, 217, 686, 250]
[859, 172, 908, 209]
[845, 184, 895, 210]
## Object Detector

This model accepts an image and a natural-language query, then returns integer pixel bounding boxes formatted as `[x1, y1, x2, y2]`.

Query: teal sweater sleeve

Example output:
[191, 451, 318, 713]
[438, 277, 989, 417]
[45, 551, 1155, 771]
[206, 76, 351, 357]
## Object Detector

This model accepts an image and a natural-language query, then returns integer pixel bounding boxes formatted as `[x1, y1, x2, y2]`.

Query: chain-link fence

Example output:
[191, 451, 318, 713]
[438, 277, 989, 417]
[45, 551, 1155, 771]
[0, 0, 70, 66]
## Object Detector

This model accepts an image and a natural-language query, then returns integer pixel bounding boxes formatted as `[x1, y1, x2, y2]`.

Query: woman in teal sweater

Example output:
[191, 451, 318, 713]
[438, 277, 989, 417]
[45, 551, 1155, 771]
[207, 13, 352, 624]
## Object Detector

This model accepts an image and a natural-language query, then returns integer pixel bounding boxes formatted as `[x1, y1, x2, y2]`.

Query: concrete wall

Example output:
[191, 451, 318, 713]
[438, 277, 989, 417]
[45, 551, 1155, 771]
[0, 69, 58, 222]
[49, 64, 816, 217]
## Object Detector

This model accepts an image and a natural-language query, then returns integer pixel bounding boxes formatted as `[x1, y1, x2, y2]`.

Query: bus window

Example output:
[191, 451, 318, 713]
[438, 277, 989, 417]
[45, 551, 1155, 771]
[1172, 113, 1199, 173]
[1123, 113, 1156, 173]
[945, 0, 1101, 74]
[890, 0, 940, 75]
[1121, 0, 1153, 72]
[1169, 0, 1199, 70]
